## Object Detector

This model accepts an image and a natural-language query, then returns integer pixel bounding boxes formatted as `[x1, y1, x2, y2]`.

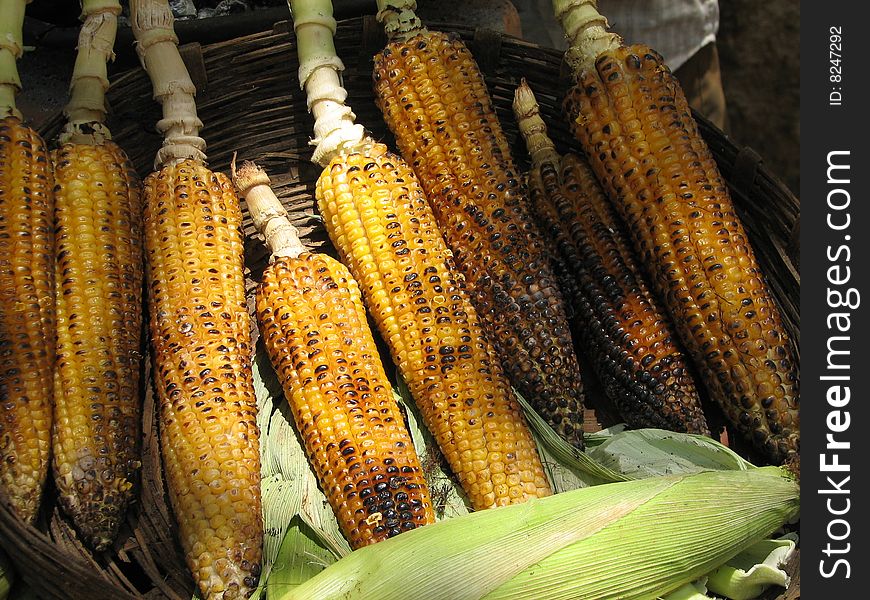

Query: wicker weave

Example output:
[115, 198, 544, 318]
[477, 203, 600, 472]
[0, 16, 799, 599]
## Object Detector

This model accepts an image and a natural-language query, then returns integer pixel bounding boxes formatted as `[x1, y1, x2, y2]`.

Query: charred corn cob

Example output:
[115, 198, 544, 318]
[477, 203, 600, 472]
[554, 0, 799, 462]
[145, 156, 261, 598]
[316, 145, 551, 508]
[235, 161, 434, 546]
[0, 116, 54, 523]
[514, 81, 707, 435]
[372, 0, 585, 449]
[291, 0, 551, 509]
[50, 0, 144, 550]
[0, 0, 55, 524]
[131, 0, 262, 597]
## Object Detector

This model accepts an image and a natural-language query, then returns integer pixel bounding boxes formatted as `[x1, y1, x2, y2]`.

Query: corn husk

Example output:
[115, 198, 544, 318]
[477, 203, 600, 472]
[513, 390, 629, 487]
[661, 580, 711, 600]
[514, 390, 755, 489]
[269, 467, 797, 600]
[264, 517, 339, 598]
[705, 534, 798, 600]
[586, 429, 755, 477]
[658, 535, 798, 600]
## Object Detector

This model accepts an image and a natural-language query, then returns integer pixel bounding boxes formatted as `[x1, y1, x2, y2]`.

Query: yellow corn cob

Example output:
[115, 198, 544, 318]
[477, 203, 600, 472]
[514, 81, 708, 435]
[0, 0, 55, 525]
[49, 0, 144, 550]
[144, 159, 262, 597]
[554, 0, 799, 462]
[372, 2, 586, 448]
[234, 161, 434, 547]
[292, 0, 550, 509]
[316, 143, 552, 509]
[51, 140, 143, 550]
[0, 115, 55, 523]
[132, 0, 262, 596]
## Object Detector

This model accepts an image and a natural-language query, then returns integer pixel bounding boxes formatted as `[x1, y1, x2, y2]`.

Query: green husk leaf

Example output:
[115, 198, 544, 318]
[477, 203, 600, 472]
[273, 474, 676, 600]
[585, 428, 755, 478]
[518, 390, 589, 493]
[272, 469, 798, 600]
[659, 579, 712, 600]
[583, 424, 628, 446]
[705, 535, 798, 600]
[536, 430, 589, 493]
[482, 469, 798, 600]
[513, 390, 631, 485]
[266, 516, 338, 597]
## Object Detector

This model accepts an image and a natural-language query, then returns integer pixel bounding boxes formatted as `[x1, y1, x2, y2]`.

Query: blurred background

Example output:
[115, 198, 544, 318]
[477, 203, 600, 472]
[19, 0, 800, 193]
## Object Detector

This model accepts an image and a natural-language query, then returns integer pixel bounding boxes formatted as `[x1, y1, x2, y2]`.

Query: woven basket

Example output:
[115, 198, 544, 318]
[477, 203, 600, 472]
[0, 16, 799, 600]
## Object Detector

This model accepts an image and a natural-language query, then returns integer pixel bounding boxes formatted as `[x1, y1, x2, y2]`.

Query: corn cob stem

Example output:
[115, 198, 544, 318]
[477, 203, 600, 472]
[233, 160, 435, 547]
[374, 0, 426, 41]
[233, 161, 305, 259]
[552, 0, 620, 73]
[291, 0, 551, 509]
[0, 0, 55, 524]
[0, 0, 26, 118]
[553, 0, 799, 462]
[513, 82, 561, 173]
[291, 0, 364, 164]
[131, 0, 205, 168]
[132, 0, 262, 596]
[513, 80, 708, 435]
[59, 0, 122, 143]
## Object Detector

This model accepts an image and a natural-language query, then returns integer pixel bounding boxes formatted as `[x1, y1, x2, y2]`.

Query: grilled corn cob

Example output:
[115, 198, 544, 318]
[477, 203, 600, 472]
[513, 81, 707, 435]
[50, 0, 143, 550]
[371, 0, 586, 449]
[554, 0, 799, 462]
[0, 0, 54, 524]
[291, 0, 551, 509]
[234, 160, 434, 546]
[131, 0, 262, 597]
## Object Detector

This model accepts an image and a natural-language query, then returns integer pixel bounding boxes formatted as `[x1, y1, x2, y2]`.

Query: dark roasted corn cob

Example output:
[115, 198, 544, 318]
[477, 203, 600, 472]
[554, 0, 799, 462]
[316, 142, 552, 509]
[51, 140, 143, 549]
[235, 161, 434, 547]
[372, 0, 585, 448]
[514, 81, 708, 434]
[0, 116, 55, 523]
[132, 0, 262, 596]
[50, 0, 144, 550]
